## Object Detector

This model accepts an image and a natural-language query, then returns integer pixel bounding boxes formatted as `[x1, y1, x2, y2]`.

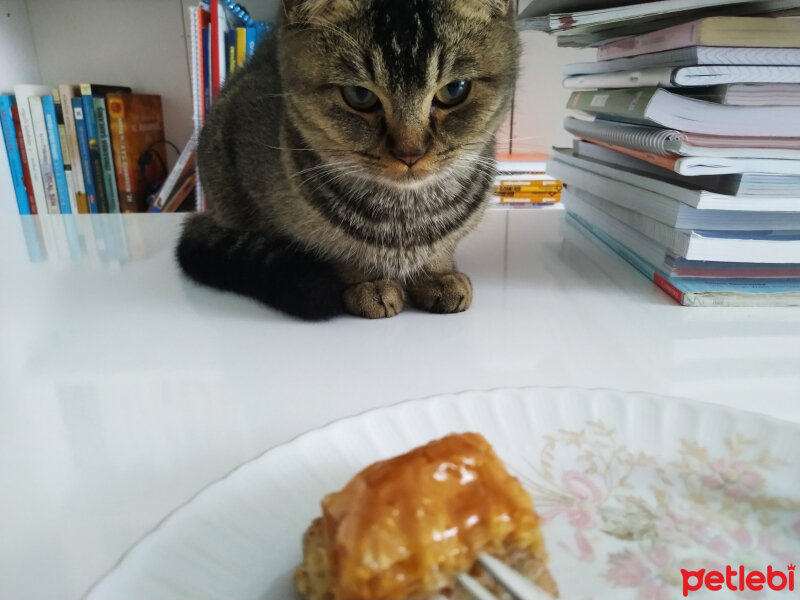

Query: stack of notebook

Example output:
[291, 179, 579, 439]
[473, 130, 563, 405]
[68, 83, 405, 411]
[491, 154, 563, 207]
[531, 4, 800, 306]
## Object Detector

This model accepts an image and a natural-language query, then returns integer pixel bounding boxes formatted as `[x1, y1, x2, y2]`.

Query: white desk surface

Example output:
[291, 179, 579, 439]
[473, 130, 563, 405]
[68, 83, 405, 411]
[1, 209, 799, 600]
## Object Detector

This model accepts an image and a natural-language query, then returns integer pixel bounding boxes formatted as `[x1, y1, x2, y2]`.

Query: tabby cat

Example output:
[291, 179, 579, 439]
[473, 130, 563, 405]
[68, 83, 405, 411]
[177, 0, 520, 320]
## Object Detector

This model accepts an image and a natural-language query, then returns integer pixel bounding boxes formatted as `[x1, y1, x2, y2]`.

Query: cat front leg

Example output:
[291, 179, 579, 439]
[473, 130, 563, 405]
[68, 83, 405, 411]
[336, 264, 406, 320]
[406, 253, 473, 315]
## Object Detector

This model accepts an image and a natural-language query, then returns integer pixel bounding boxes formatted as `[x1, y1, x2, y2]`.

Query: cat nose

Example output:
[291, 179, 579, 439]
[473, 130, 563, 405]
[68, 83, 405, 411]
[390, 147, 427, 168]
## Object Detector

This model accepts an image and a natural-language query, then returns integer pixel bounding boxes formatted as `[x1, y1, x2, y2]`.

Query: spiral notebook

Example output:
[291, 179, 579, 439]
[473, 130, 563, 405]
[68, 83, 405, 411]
[563, 117, 800, 160]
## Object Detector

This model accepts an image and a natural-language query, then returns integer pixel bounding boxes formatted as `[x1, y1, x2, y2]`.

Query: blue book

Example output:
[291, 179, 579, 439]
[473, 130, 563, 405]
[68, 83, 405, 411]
[71, 98, 99, 213]
[91, 96, 120, 213]
[79, 94, 108, 212]
[203, 27, 212, 115]
[0, 95, 31, 214]
[253, 22, 269, 47]
[245, 26, 256, 60]
[566, 211, 800, 307]
[41, 95, 72, 214]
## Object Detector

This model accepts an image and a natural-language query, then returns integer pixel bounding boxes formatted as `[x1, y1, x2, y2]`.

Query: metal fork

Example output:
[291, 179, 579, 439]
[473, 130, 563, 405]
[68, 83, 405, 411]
[457, 553, 557, 600]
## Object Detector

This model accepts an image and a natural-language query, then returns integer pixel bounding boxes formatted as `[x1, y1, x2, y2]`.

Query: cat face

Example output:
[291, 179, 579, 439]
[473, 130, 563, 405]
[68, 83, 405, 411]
[278, 0, 519, 187]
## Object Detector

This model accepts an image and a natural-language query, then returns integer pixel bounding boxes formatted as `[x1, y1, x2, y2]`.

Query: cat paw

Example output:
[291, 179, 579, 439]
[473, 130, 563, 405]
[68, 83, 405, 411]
[343, 280, 405, 319]
[407, 272, 472, 314]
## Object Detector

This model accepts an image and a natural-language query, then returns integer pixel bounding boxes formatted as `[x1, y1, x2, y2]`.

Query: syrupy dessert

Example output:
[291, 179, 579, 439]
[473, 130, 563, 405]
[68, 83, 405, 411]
[294, 432, 557, 599]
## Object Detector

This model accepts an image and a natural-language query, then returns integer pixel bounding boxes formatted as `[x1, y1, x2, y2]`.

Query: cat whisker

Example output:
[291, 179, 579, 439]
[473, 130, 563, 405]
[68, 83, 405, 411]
[300, 164, 367, 193]
[306, 170, 368, 197]
[292, 161, 355, 180]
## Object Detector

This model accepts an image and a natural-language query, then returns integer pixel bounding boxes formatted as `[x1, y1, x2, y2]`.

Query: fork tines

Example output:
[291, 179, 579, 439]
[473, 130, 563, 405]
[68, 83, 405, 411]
[457, 553, 556, 600]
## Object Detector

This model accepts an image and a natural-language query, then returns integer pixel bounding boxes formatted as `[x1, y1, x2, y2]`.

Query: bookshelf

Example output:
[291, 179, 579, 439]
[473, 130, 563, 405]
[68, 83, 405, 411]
[1, 0, 594, 216]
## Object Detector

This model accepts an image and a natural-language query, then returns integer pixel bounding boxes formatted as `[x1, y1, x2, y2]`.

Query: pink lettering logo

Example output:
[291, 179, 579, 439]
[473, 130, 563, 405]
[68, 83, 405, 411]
[681, 564, 795, 597]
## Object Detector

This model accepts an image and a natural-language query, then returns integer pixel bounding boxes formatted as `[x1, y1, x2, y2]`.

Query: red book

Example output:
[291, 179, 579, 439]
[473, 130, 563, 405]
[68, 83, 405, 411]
[11, 104, 37, 214]
[196, 6, 210, 125]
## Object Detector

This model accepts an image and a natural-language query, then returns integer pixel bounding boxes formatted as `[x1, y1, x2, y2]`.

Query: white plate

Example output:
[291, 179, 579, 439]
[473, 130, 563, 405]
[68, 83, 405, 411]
[86, 388, 800, 600]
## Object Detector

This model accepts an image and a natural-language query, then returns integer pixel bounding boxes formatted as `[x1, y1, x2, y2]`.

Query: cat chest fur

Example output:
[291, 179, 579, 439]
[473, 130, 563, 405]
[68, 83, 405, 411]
[272, 165, 491, 281]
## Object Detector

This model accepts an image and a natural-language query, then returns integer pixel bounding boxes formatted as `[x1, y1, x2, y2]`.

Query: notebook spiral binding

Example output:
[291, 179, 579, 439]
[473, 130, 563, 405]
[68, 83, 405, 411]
[564, 116, 683, 156]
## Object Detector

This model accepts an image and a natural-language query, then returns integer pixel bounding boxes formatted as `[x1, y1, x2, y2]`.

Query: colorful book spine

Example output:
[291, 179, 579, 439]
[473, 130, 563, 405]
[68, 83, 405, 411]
[107, 93, 166, 212]
[211, 0, 228, 101]
[190, 5, 210, 131]
[495, 192, 561, 204]
[566, 211, 800, 307]
[79, 94, 108, 212]
[495, 182, 563, 194]
[162, 173, 197, 212]
[11, 100, 37, 213]
[236, 27, 247, 68]
[149, 133, 197, 213]
[245, 26, 257, 60]
[92, 96, 120, 213]
[54, 86, 87, 213]
[210, 0, 220, 103]
[79, 85, 133, 211]
[0, 96, 31, 214]
[72, 98, 100, 213]
[58, 85, 88, 212]
[203, 27, 212, 116]
[227, 29, 237, 76]
[253, 22, 269, 48]
[28, 95, 61, 213]
[13, 85, 54, 214]
[41, 95, 72, 214]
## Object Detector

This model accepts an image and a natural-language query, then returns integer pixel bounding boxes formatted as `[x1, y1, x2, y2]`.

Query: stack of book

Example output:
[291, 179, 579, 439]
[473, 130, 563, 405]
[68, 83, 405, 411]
[1, 85, 168, 215]
[172, 0, 270, 213]
[523, 0, 800, 306]
[492, 154, 563, 207]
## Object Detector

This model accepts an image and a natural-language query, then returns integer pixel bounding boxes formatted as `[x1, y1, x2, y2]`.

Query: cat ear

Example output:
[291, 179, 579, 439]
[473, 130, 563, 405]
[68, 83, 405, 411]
[455, 0, 515, 20]
[282, 0, 359, 23]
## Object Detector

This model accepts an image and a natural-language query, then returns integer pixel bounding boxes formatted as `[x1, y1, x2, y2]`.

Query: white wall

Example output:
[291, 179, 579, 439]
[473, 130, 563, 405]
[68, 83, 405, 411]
[26, 0, 194, 166]
[511, 30, 595, 155]
[1, 0, 42, 215]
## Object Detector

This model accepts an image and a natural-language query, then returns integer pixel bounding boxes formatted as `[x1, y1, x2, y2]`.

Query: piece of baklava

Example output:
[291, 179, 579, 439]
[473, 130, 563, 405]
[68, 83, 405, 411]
[294, 432, 557, 599]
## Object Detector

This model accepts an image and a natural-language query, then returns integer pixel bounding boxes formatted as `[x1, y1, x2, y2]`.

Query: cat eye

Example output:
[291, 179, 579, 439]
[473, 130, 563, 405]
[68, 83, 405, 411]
[434, 80, 472, 108]
[341, 86, 380, 111]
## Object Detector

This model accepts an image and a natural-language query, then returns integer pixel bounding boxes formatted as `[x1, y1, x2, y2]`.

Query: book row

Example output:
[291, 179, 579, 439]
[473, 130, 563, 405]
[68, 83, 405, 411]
[175, 1, 271, 212]
[527, 2, 800, 306]
[1, 85, 169, 215]
[191, 2, 269, 124]
[491, 155, 563, 206]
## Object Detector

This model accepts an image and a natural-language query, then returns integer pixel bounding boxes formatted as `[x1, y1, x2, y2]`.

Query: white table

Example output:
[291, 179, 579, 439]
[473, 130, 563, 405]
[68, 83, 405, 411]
[1, 209, 798, 600]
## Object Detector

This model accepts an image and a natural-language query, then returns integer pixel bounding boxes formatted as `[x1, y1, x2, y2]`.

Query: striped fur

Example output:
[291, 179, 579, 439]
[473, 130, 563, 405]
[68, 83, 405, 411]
[178, 0, 520, 319]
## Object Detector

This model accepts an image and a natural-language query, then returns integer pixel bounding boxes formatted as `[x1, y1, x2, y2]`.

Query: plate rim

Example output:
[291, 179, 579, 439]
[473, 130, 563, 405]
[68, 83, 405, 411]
[84, 385, 800, 599]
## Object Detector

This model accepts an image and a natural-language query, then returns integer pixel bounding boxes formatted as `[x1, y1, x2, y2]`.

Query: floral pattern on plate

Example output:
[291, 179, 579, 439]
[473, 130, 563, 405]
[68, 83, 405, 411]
[519, 420, 800, 599]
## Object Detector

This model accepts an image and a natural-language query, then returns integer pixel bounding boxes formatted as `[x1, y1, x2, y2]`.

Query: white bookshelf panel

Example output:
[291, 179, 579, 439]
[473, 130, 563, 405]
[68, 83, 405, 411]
[26, 0, 194, 167]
